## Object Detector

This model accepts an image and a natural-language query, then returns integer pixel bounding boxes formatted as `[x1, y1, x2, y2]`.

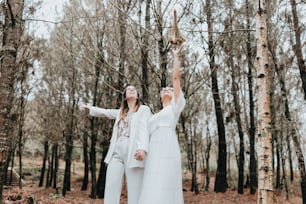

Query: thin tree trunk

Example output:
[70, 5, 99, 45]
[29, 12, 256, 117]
[255, 1, 274, 203]
[205, 132, 212, 191]
[290, 0, 306, 100]
[97, 144, 108, 198]
[205, 0, 227, 192]
[63, 15, 77, 196]
[48, 144, 55, 188]
[39, 141, 49, 187]
[53, 143, 58, 189]
[18, 95, 25, 189]
[274, 60, 306, 203]
[46, 154, 51, 189]
[275, 136, 281, 190]
[226, 6, 245, 191]
[117, 1, 130, 106]
[89, 118, 97, 198]
[191, 123, 199, 193]
[89, 32, 105, 198]
[245, 0, 257, 195]
[279, 123, 289, 200]
[81, 130, 89, 191]
[141, 0, 151, 104]
[62, 136, 73, 196]
[156, 0, 168, 88]
[231, 64, 244, 194]
[9, 148, 15, 185]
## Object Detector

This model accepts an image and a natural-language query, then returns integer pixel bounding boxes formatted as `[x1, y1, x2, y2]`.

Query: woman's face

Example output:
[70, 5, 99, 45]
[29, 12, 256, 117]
[125, 85, 138, 100]
[160, 87, 174, 100]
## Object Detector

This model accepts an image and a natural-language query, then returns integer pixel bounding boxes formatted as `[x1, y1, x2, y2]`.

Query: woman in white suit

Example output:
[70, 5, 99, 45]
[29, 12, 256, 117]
[80, 85, 152, 204]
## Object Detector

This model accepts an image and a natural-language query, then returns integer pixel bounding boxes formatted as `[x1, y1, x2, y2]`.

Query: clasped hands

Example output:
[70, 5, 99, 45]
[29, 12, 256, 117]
[134, 149, 145, 161]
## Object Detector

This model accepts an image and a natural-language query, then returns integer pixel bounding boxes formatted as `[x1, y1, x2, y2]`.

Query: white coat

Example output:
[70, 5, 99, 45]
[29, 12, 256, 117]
[89, 105, 151, 168]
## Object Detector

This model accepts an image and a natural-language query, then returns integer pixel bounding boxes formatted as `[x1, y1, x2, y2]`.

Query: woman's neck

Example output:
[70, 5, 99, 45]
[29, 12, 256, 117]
[162, 99, 171, 108]
[127, 99, 137, 112]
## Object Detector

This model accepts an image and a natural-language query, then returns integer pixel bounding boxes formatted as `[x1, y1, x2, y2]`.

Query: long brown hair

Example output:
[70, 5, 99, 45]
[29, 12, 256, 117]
[120, 85, 141, 120]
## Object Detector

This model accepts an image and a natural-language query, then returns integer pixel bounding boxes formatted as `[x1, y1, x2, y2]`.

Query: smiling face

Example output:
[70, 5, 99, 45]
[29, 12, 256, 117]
[160, 87, 174, 101]
[125, 85, 138, 100]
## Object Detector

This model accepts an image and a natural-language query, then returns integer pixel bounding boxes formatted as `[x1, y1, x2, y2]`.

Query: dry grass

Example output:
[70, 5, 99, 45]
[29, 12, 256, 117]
[2, 158, 302, 204]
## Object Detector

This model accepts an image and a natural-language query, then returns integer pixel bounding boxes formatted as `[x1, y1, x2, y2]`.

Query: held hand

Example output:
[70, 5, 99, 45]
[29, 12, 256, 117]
[134, 149, 146, 161]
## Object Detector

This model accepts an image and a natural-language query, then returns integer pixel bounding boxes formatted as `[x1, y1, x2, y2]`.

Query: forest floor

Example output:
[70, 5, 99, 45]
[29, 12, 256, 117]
[2, 158, 302, 204]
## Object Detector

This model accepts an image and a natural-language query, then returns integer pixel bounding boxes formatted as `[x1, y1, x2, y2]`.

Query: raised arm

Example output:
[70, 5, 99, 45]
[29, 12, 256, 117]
[171, 44, 184, 103]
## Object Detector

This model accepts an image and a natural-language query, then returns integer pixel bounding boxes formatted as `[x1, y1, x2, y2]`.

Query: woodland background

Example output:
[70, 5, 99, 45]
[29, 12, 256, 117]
[0, 0, 305, 203]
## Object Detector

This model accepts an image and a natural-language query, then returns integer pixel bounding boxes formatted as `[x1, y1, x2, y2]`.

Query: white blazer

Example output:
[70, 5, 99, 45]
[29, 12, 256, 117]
[89, 105, 152, 168]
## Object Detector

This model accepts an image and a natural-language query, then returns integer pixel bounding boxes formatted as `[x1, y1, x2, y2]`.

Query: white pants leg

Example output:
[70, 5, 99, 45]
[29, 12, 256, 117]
[104, 137, 144, 204]
[104, 137, 127, 204]
[125, 166, 144, 204]
[104, 151, 125, 204]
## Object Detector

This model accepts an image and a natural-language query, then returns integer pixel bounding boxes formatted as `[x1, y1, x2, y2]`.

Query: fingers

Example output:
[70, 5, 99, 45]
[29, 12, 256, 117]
[78, 102, 90, 112]
[170, 43, 184, 55]
[134, 150, 145, 161]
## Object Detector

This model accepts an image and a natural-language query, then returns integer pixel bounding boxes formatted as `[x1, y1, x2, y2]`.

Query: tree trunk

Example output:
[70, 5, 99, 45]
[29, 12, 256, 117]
[63, 15, 77, 196]
[279, 125, 289, 199]
[290, 0, 306, 100]
[191, 123, 199, 194]
[53, 143, 59, 189]
[255, 1, 274, 203]
[117, 1, 130, 106]
[141, 0, 151, 104]
[156, 0, 168, 88]
[226, 4, 244, 192]
[89, 32, 104, 198]
[275, 136, 281, 190]
[17, 94, 25, 189]
[39, 140, 49, 187]
[231, 65, 244, 194]
[81, 130, 89, 191]
[46, 153, 51, 189]
[89, 118, 97, 198]
[205, 132, 212, 191]
[275, 61, 306, 203]
[272, 58, 294, 185]
[0, 1, 25, 201]
[206, 0, 227, 193]
[97, 144, 108, 198]
[287, 137, 294, 183]
[48, 144, 56, 188]
[246, 0, 257, 195]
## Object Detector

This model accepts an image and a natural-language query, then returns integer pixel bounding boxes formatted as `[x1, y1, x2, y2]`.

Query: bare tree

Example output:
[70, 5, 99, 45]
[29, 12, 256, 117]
[289, 0, 306, 100]
[255, 0, 274, 203]
[205, 0, 227, 192]
[0, 0, 24, 201]
[140, 0, 151, 104]
[245, 0, 257, 195]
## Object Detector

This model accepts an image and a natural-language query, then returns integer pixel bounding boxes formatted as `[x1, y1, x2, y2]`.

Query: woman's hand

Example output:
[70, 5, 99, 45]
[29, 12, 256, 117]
[78, 102, 90, 111]
[134, 149, 146, 161]
[170, 43, 184, 58]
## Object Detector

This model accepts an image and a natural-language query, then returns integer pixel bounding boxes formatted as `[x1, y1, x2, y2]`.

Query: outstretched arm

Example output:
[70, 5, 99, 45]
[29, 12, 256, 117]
[171, 44, 184, 103]
[79, 102, 118, 119]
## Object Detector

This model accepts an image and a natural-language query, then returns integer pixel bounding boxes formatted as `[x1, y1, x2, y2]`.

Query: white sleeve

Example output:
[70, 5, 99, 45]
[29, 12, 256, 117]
[171, 90, 186, 116]
[136, 106, 152, 152]
[89, 106, 119, 119]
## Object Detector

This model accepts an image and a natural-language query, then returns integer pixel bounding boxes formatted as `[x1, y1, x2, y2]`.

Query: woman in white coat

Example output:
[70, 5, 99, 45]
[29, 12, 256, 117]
[138, 44, 185, 204]
[80, 85, 152, 204]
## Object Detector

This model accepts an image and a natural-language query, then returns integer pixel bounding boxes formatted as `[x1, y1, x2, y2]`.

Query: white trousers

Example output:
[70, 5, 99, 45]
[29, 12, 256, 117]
[104, 137, 144, 204]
